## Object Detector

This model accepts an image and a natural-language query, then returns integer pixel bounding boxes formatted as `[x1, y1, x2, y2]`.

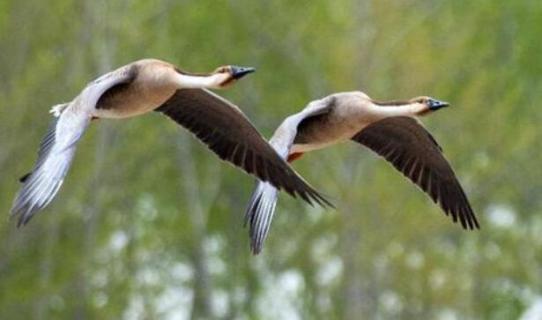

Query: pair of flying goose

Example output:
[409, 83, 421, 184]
[10, 59, 478, 253]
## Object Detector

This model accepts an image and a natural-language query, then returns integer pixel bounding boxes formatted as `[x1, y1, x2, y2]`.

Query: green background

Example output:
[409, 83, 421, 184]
[0, 1, 541, 319]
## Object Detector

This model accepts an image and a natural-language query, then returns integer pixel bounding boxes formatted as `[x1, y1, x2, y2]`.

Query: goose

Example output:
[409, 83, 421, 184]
[245, 91, 479, 254]
[10, 58, 330, 226]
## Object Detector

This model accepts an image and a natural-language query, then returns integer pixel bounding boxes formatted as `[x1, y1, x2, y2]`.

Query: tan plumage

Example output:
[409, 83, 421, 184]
[245, 91, 479, 254]
[11, 59, 330, 226]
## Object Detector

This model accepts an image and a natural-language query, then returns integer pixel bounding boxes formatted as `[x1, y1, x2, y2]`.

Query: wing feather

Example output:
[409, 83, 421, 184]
[243, 98, 335, 254]
[352, 116, 479, 229]
[156, 89, 331, 208]
[11, 65, 137, 226]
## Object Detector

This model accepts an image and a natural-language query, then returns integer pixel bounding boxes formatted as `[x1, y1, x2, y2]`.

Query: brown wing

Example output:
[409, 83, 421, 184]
[156, 89, 331, 207]
[352, 116, 479, 229]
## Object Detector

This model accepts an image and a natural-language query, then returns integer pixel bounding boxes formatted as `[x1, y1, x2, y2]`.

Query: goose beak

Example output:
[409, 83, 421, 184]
[231, 66, 256, 79]
[428, 98, 449, 111]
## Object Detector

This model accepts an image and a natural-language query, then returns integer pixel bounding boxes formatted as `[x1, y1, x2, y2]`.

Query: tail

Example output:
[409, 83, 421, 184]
[244, 181, 279, 255]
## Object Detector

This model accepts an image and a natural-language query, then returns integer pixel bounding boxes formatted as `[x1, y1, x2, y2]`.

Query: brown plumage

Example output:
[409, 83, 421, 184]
[352, 116, 477, 229]
[156, 89, 331, 205]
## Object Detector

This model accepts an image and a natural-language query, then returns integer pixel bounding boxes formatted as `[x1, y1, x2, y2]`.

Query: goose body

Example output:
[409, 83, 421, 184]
[290, 92, 376, 152]
[93, 60, 172, 118]
[245, 91, 479, 254]
[11, 59, 329, 226]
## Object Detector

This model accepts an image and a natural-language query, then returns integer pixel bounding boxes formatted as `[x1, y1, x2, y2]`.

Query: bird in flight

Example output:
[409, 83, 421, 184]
[11, 59, 330, 226]
[245, 91, 479, 254]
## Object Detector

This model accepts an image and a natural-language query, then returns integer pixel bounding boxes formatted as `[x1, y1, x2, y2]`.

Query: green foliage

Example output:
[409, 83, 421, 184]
[0, 0, 541, 319]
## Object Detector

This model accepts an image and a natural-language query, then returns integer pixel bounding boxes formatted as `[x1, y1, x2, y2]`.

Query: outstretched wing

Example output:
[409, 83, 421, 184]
[11, 65, 137, 226]
[352, 116, 479, 229]
[10, 111, 90, 226]
[156, 89, 331, 207]
[244, 98, 334, 254]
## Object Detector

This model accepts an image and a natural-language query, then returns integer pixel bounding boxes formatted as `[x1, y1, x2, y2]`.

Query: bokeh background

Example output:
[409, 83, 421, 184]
[1, 1, 541, 319]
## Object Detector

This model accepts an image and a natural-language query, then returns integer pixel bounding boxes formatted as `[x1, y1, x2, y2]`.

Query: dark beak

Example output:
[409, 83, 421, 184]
[231, 66, 256, 79]
[428, 99, 450, 111]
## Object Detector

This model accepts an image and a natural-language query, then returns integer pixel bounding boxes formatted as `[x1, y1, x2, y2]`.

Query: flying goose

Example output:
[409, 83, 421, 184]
[11, 59, 330, 226]
[245, 91, 479, 254]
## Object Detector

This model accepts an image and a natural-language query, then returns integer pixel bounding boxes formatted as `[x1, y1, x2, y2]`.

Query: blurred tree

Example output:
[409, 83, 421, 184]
[0, 0, 541, 319]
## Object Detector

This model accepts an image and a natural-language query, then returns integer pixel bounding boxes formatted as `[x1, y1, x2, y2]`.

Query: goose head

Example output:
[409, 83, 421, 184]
[210, 65, 256, 88]
[412, 96, 449, 111]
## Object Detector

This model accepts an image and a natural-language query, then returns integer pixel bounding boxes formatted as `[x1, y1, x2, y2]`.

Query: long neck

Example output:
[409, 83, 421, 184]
[174, 73, 224, 89]
[371, 101, 428, 117]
